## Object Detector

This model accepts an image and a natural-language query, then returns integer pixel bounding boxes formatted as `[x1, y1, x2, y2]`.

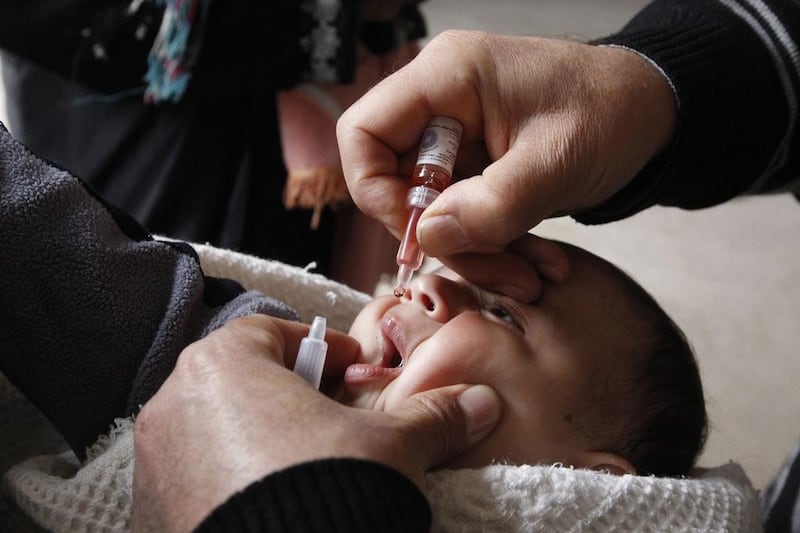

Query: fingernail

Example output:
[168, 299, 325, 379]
[418, 215, 470, 255]
[458, 385, 501, 442]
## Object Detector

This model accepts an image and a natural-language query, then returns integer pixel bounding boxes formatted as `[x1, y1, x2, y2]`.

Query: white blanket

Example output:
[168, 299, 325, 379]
[0, 244, 762, 532]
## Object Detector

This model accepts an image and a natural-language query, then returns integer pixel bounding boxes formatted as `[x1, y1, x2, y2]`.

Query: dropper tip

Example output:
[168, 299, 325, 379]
[395, 264, 415, 298]
[309, 316, 326, 340]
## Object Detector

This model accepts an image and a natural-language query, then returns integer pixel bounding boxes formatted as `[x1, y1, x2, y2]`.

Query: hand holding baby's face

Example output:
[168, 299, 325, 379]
[338, 238, 638, 473]
[133, 315, 502, 531]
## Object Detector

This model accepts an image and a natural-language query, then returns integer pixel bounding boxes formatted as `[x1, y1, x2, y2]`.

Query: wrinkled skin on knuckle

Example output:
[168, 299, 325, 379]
[482, 174, 529, 242]
[551, 111, 608, 207]
[234, 315, 286, 356]
[563, 45, 666, 203]
[525, 49, 610, 214]
[426, 29, 481, 56]
[167, 316, 280, 404]
[416, 30, 486, 108]
[171, 336, 226, 390]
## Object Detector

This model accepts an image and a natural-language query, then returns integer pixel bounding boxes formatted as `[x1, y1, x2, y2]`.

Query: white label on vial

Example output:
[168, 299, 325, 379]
[415, 116, 463, 172]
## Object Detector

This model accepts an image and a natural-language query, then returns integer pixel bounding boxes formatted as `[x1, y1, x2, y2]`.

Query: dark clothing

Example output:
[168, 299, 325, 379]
[591, 1, 800, 531]
[0, 120, 298, 458]
[0, 122, 431, 531]
[196, 459, 430, 533]
[0, 1, 426, 273]
[581, 0, 800, 225]
[1, 56, 335, 269]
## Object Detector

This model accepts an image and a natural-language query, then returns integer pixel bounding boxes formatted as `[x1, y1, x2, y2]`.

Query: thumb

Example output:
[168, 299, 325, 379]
[393, 384, 501, 474]
[418, 145, 557, 258]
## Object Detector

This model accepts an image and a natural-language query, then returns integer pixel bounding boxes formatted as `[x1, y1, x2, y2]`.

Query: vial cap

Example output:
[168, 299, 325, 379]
[293, 316, 328, 389]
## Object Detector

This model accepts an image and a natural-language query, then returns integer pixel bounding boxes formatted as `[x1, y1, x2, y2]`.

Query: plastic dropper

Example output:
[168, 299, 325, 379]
[394, 116, 464, 297]
[293, 316, 328, 389]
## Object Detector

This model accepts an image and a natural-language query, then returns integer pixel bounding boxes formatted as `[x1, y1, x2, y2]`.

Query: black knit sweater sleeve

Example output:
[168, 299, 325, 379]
[195, 459, 431, 533]
[578, 0, 800, 224]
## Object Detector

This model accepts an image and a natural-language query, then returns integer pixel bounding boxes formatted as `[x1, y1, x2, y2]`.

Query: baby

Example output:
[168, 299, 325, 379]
[336, 242, 707, 477]
[4, 237, 707, 479]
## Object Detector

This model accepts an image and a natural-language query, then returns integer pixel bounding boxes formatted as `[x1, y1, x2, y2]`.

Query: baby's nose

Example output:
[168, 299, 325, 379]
[405, 274, 455, 323]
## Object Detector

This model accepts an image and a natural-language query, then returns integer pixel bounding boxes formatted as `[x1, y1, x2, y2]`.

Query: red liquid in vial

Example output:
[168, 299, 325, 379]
[412, 163, 453, 192]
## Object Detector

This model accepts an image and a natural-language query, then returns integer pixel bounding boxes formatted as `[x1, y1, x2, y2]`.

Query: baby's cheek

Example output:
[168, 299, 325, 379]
[347, 324, 383, 365]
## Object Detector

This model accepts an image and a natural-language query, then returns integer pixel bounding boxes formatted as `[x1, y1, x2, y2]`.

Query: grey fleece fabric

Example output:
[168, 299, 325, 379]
[0, 123, 299, 459]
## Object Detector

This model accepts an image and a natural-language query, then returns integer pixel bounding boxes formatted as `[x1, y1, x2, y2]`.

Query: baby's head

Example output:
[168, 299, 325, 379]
[337, 238, 707, 477]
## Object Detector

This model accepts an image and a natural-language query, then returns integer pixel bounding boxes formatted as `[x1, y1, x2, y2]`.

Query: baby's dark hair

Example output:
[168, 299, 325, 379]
[590, 259, 708, 478]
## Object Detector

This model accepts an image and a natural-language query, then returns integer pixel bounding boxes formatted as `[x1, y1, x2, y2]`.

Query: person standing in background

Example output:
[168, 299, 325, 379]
[0, 0, 426, 291]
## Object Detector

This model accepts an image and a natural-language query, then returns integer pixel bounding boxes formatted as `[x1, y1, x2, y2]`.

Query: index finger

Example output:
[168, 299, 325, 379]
[435, 233, 571, 302]
[336, 33, 484, 235]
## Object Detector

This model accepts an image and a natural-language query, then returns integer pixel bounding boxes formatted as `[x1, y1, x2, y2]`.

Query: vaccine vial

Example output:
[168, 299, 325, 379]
[394, 117, 463, 297]
[412, 116, 463, 191]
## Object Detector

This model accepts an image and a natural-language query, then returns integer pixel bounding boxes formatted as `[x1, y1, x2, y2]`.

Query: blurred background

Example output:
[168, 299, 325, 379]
[1, 0, 798, 491]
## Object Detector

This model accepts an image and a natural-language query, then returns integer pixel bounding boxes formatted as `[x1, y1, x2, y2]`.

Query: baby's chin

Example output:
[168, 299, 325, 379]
[329, 382, 381, 409]
[330, 365, 401, 410]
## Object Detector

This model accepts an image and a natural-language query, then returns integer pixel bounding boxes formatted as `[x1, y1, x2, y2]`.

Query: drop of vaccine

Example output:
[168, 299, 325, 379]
[394, 286, 406, 298]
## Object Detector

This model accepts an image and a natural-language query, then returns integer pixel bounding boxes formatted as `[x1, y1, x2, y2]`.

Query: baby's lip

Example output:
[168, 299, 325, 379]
[342, 315, 403, 393]
[381, 315, 407, 368]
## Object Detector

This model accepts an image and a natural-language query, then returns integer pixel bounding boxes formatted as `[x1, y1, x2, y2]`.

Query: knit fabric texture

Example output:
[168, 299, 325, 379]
[1, 245, 761, 532]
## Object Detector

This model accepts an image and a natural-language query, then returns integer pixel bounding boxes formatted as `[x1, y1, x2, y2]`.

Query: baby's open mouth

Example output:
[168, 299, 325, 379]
[382, 331, 404, 368]
[341, 317, 405, 387]
[380, 315, 410, 369]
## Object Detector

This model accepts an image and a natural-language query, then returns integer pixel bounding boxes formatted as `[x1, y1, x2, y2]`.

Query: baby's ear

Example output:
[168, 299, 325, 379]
[578, 451, 636, 476]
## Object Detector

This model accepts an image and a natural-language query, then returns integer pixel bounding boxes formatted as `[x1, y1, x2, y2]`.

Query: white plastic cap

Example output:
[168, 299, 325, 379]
[293, 316, 328, 389]
[406, 186, 441, 209]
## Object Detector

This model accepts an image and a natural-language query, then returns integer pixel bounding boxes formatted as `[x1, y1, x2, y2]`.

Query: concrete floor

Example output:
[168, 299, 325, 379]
[421, 0, 800, 491]
[1, 1, 798, 491]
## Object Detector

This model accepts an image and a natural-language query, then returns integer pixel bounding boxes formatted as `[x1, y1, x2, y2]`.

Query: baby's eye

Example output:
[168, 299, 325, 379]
[466, 282, 526, 332]
[485, 302, 523, 331]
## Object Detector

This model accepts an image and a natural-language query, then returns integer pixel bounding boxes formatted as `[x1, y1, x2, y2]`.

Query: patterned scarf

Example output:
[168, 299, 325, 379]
[144, 0, 211, 103]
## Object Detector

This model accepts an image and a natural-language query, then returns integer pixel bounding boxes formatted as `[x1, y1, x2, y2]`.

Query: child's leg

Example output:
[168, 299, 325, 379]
[0, 125, 297, 459]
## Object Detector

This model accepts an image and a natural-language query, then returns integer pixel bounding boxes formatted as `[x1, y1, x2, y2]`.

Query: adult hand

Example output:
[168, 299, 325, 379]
[437, 232, 572, 302]
[338, 31, 676, 300]
[132, 315, 501, 532]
